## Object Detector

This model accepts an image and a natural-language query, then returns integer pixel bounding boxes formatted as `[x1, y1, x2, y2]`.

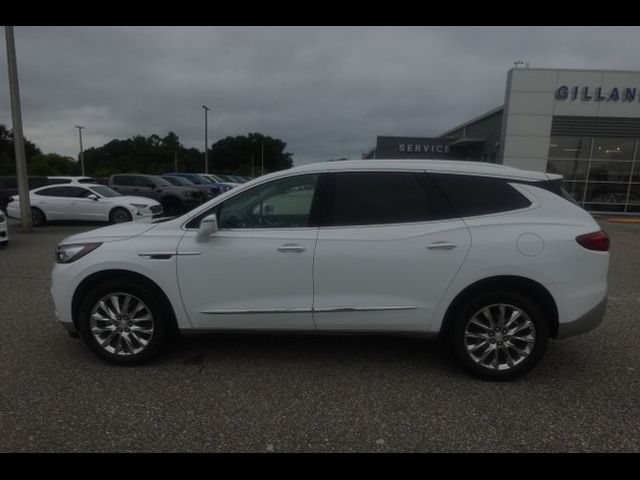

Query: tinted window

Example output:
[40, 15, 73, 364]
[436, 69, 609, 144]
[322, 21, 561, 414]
[34, 187, 71, 197]
[430, 173, 532, 217]
[78, 178, 97, 184]
[47, 178, 71, 185]
[66, 187, 92, 198]
[324, 172, 453, 227]
[112, 175, 134, 186]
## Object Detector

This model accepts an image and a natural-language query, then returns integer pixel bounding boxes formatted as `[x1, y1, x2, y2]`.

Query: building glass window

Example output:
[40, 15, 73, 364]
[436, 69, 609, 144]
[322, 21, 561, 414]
[547, 136, 640, 213]
[592, 138, 635, 161]
[548, 137, 591, 159]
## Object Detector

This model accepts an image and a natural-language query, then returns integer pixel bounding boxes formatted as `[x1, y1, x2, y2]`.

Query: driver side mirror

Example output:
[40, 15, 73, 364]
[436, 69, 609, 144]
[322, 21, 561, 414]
[196, 213, 218, 242]
[87, 194, 99, 201]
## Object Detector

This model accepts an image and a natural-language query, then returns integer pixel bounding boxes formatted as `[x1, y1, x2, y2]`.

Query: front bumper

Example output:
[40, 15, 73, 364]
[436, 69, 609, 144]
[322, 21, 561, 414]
[556, 296, 607, 339]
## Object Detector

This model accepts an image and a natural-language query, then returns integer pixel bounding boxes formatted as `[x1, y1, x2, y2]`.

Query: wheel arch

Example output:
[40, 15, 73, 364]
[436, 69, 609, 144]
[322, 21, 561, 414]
[439, 275, 559, 339]
[71, 269, 179, 335]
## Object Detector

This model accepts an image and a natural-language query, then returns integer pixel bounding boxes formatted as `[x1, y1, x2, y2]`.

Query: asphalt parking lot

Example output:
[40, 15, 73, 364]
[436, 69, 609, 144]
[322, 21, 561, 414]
[1, 217, 639, 452]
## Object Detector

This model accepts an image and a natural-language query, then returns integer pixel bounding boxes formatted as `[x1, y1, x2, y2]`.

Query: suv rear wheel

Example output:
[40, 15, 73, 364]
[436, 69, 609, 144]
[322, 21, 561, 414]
[449, 290, 549, 380]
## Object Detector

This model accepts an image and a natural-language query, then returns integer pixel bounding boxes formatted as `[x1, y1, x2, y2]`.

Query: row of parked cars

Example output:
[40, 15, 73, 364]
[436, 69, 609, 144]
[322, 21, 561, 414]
[0, 172, 253, 230]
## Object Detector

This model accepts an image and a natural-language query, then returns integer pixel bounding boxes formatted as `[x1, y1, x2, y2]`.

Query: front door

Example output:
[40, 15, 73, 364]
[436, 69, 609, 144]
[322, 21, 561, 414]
[312, 171, 471, 331]
[67, 186, 109, 220]
[176, 174, 321, 330]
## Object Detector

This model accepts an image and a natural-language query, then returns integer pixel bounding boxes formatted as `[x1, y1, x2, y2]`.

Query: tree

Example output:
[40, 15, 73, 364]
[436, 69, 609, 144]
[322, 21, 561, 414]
[209, 133, 293, 176]
[0, 124, 43, 175]
[29, 153, 77, 176]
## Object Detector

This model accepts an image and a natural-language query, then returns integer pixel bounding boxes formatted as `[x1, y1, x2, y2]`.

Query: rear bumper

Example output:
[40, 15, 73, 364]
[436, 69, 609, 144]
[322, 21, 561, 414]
[556, 295, 607, 339]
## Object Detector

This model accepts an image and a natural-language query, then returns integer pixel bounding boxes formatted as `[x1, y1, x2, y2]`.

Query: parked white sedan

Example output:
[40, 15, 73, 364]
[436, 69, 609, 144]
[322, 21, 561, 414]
[0, 210, 8, 247]
[7, 184, 162, 226]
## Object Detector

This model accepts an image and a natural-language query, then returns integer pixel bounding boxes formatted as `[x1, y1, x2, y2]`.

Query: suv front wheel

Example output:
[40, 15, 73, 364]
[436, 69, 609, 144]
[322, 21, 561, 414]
[449, 290, 549, 380]
[77, 280, 169, 365]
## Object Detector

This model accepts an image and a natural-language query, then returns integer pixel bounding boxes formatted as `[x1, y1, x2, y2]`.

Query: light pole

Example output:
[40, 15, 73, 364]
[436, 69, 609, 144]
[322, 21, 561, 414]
[261, 141, 264, 176]
[202, 105, 210, 173]
[75, 125, 85, 175]
[5, 26, 32, 232]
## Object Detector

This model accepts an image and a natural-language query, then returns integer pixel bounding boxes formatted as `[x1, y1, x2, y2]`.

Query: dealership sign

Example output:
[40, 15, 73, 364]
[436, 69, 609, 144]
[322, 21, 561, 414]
[555, 85, 638, 103]
[398, 143, 451, 154]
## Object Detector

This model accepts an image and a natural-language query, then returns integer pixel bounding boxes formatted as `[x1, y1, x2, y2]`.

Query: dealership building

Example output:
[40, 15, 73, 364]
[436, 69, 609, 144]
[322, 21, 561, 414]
[364, 67, 640, 213]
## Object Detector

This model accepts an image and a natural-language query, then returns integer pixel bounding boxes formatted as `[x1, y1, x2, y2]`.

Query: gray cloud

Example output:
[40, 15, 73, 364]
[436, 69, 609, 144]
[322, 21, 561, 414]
[1, 26, 639, 165]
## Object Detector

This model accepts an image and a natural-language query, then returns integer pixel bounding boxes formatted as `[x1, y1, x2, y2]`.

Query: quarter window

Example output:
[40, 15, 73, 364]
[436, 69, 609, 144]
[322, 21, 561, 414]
[430, 173, 532, 217]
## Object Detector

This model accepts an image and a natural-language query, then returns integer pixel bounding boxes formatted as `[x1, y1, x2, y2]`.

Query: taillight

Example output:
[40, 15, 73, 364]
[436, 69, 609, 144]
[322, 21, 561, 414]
[576, 230, 610, 251]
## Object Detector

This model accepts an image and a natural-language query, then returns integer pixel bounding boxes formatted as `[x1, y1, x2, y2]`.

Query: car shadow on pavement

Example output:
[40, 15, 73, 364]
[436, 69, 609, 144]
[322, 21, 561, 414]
[158, 332, 460, 374]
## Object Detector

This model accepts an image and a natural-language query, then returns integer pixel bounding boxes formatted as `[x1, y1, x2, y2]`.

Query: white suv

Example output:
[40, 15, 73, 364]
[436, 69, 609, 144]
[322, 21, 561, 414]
[50, 160, 609, 380]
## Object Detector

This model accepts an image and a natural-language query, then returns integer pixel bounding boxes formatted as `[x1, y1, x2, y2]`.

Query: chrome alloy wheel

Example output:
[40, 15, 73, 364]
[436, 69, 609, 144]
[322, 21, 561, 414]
[90, 293, 154, 356]
[464, 303, 536, 371]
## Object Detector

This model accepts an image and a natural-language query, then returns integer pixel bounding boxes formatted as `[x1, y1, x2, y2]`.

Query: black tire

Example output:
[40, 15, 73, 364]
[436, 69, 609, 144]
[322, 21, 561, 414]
[109, 207, 132, 224]
[31, 207, 46, 227]
[448, 290, 549, 381]
[77, 280, 169, 365]
[162, 197, 182, 216]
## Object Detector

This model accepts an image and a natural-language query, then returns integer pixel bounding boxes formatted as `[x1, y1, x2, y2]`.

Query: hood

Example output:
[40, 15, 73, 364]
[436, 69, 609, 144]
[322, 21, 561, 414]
[60, 221, 158, 245]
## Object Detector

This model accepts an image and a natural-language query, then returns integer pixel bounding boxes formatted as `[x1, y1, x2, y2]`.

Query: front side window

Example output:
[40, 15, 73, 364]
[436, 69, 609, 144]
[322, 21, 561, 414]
[188, 175, 319, 229]
[324, 171, 450, 227]
[65, 186, 92, 198]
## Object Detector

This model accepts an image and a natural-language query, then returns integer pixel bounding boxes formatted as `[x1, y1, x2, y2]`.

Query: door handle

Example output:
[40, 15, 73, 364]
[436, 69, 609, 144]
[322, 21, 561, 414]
[427, 241, 457, 250]
[277, 244, 306, 253]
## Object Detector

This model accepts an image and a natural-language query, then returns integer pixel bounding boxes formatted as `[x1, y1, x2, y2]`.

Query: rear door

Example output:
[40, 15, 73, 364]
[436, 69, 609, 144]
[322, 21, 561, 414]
[31, 186, 74, 219]
[312, 171, 471, 331]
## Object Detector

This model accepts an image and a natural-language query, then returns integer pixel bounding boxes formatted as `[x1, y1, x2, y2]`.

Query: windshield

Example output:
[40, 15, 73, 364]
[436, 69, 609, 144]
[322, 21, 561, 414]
[90, 185, 122, 198]
[149, 176, 172, 187]
[196, 175, 216, 184]
[181, 175, 205, 185]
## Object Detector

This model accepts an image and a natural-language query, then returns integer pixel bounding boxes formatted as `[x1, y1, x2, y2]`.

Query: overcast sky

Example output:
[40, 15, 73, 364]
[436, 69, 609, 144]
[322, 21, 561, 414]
[1, 26, 639, 165]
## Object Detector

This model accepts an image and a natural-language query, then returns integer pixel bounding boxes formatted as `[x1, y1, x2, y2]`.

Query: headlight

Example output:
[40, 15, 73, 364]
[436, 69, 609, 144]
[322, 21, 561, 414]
[55, 243, 102, 264]
[129, 203, 148, 209]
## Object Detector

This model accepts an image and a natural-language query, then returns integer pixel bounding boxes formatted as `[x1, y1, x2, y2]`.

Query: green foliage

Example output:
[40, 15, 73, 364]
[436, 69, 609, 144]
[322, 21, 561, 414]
[0, 125, 294, 178]
[84, 131, 293, 176]
[209, 132, 294, 176]
[29, 153, 78, 176]
[0, 124, 44, 175]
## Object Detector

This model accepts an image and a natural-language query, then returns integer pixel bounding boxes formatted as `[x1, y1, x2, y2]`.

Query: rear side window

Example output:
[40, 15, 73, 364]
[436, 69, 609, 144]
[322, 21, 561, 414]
[429, 173, 532, 217]
[34, 187, 70, 197]
[112, 175, 134, 186]
[323, 171, 455, 227]
[47, 178, 71, 185]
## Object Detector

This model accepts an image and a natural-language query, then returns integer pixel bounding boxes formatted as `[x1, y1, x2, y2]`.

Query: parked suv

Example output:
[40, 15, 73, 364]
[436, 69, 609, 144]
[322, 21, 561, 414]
[109, 174, 202, 216]
[161, 174, 218, 200]
[52, 160, 609, 380]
